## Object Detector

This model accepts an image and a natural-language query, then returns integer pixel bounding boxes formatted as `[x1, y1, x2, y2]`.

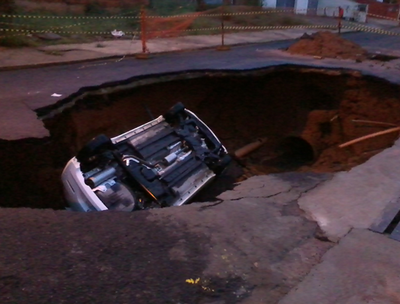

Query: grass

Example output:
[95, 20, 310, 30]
[188, 6, 311, 35]
[148, 0, 197, 16]
[0, 35, 38, 47]
[0, 6, 142, 47]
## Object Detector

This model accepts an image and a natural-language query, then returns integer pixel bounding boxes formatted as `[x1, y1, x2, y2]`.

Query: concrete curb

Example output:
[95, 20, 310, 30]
[0, 39, 298, 71]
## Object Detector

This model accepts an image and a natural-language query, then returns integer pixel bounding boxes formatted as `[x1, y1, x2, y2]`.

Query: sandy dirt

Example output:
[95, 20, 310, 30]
[287, 31, 368, 61]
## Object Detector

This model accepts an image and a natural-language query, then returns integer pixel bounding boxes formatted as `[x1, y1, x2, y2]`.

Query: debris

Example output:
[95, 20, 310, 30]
[111, 29, 125, 38]
[35, 32, 62, 40]
[186, 278, 201, 284]
[300, 33, 313, 40]
[42, 50, 64, 56]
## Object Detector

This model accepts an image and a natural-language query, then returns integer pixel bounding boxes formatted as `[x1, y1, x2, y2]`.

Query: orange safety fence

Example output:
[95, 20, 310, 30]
[141, 5, 322, 41]
[2, 5, 399, 45]
[145, 11, 203, 39]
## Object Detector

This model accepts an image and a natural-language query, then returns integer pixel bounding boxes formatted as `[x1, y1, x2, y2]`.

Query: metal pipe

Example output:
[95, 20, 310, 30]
[234, 137, 268, 158]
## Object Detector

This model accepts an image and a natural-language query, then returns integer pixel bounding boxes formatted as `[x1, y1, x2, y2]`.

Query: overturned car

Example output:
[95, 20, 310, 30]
[61, 103, 231, 212]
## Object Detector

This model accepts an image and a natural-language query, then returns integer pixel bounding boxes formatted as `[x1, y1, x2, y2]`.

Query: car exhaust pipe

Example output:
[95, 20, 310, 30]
[85, 166, 116, 188]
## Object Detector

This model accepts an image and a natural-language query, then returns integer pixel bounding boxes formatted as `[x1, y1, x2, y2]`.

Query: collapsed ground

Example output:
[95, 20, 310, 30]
[1, 66, 400, 209]
[2, 31, 400, 304]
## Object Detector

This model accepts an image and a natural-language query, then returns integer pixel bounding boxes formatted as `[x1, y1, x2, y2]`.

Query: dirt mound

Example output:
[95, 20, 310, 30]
[287, 31, 368, 61]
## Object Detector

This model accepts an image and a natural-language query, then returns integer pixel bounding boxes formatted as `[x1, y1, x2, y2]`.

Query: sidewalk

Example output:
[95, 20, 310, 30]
[0, 27, 346, 70]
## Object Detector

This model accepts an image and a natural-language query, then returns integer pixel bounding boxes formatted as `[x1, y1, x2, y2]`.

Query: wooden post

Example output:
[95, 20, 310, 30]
[217, 5, 230, 51]
[136, 6, 150, 59]
[338, 6, 344, 35]
[397, 4, 400, 26]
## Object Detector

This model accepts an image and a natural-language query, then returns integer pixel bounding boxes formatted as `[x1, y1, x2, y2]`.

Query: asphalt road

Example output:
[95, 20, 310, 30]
[0, 32, 391, 110]
[0, 40, 291, 110]
[1, 32, 400, 140]
[343, 32, 400, 54]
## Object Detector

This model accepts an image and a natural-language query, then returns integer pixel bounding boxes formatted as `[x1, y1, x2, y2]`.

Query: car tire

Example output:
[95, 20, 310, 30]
[212, 154, 232, 174]
[163, 102, 185, 123]
[76, 134, 113, 163]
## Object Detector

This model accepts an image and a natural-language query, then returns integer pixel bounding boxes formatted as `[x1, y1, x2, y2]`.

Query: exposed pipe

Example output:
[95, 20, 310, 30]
[234, 137, 268, 158]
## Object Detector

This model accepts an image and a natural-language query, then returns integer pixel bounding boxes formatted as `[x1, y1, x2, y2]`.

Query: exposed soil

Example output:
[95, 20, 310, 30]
[287, 31, 368, 61]
[1, 66, 400, 209]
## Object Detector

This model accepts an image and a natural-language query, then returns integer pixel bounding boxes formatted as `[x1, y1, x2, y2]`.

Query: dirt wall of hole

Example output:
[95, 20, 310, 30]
[47, 70, 347, 155]
[1, 67, 400, 209]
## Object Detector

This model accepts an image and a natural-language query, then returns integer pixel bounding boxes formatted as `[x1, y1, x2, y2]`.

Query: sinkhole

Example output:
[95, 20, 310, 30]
[1, 66, 400, 210]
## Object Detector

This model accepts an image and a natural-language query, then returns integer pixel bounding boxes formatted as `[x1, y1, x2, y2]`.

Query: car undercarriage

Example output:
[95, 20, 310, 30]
[62, 103, 231, 212]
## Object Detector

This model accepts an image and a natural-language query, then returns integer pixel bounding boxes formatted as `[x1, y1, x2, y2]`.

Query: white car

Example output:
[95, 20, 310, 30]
[61, 103, 231, 212]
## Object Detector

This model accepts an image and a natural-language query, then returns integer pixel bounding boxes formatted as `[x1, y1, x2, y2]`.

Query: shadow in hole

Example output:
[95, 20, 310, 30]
[262, 136, 315, 170]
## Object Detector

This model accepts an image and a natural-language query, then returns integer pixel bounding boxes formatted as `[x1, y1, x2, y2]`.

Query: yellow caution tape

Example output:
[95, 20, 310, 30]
[367, 13, 399, 22]
[1, 14, 140, 20]
[145, 7, 317, 18]
[145, 24, 337, 35]
[186, 24, 337, 31]
[1, 17, 398, 37]
[342, 24, 400, 36]
[0, 28, 140, 35]
[0, 8, 318, 21]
